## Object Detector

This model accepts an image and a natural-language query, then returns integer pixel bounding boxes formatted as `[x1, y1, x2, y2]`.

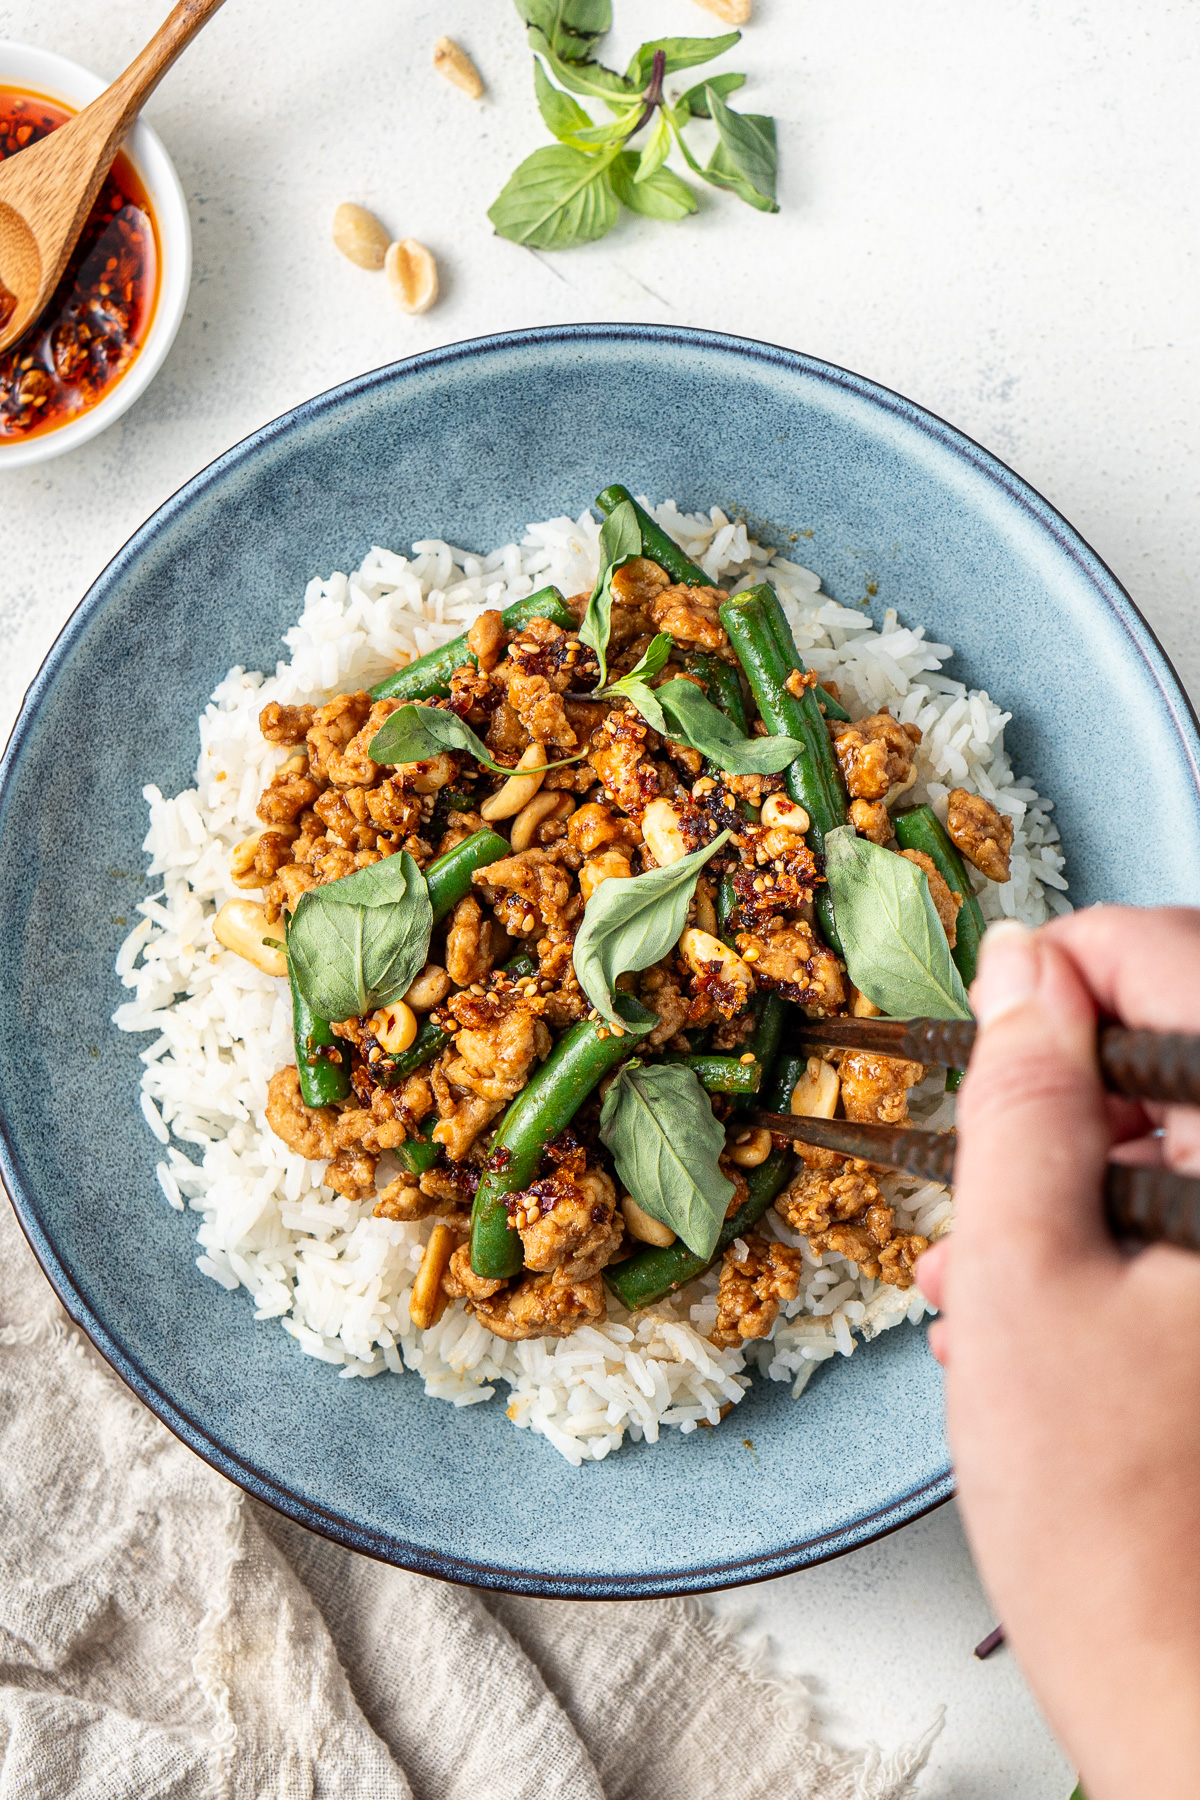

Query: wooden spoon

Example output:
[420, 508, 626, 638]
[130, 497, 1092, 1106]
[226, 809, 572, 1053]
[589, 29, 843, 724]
[0, 0, 227, 353]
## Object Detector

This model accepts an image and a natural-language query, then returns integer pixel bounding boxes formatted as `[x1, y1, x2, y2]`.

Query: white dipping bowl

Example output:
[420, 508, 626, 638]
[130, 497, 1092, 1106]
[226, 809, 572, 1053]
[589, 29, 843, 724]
[0, 40, 190, 469]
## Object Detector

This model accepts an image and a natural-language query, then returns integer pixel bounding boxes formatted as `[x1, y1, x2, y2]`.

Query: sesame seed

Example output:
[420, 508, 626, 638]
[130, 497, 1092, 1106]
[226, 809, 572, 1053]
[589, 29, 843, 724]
[739, 1053, 756, 1065]
[596, 1027, 610, 1040]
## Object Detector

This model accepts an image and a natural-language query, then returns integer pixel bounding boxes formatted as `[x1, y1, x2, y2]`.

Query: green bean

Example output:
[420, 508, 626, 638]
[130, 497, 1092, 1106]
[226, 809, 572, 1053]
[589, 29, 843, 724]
[892, 804, 986, 990]
[661, 1053, 762, 1095]
[596, 484, 712, 588]
[425, 829, 510, 923]
[759, 599, 851, 722]
[732, 992, 788, 1113]
[604, 1054, 800, 1313]
[374, 1017, 452, 1088]
[719, 584, 849, 953]
[369, 586, 574, 702]
[502, 949, 538, 981]
[289, 958, 352, 1107]
[768, 1051, 811, 1114]
[717, 871, 738, 947]
[394, 1124, 440, 1176]
[684, 651, 749, 734]
[469, 993, 652, 1278]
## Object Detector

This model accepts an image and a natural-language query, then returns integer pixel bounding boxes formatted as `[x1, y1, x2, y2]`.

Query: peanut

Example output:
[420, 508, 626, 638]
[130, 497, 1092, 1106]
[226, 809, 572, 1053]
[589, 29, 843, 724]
[409, 1223, 455, 1331]
[332, 202, 390, 271]
[404, 964, 452, 1011]
[386, 238, 439, 315]
[727, 1126, 773, 1167]
[230, 835, 264, 889]
[510, 789, 573, 852]
[641, 798, 688, 867]
[433, 36, 484, 99]
[791, 1055, 840, 1119]
[212, 900, 287, 978]
[679, 927, 755, 993]
[691, 0, 751, 22]
[369, 999, 418, 1055]
[621, 1194, 675, 1247]
[480, 744, 547, 820]
[579, 847, 632, 903]
[760, 793, 811, 832]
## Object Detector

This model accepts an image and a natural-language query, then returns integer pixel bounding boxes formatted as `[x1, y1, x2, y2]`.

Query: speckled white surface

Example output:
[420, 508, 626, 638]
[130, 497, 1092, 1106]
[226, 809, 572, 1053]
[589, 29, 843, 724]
[3, 0, 1196, 1790]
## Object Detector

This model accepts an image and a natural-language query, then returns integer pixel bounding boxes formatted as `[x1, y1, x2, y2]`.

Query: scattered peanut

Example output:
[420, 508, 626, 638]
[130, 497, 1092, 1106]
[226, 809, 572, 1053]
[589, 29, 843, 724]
[385, 238, 439, 315]
[727, 1126, 773, 1168]
[679, 927, 755, 993]
[621, 1194, 675, 1247]
[480, 743, 547, 820]
[409, 1223, 455, 1331]
[641, 798, 689, 867]
[510, 788, 572, 852]
[332, 202, 390, 271]
[433, 36, 484, 99]
[760, 792, 811, 833]
[404, 964, 452, 1011]
[370, 999, 418, 1055]
[849, 983, 883, 1019]
[791, 1055, 840, 1119]
[691, 0, 751, 21]
[212, 899, 288, 978]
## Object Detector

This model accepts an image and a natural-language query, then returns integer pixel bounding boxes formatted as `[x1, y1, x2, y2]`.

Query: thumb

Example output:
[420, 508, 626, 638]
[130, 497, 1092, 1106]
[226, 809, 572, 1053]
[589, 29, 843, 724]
[955, 920, 1109, 1265]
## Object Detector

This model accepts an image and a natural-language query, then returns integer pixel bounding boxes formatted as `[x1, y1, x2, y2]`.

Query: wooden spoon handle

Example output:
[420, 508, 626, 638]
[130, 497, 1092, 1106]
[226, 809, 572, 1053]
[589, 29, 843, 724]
[79, 0, 229, 155]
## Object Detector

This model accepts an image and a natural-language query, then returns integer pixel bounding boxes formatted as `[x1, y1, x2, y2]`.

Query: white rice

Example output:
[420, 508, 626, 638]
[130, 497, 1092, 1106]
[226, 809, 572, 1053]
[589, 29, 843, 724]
[113, 501, 1069, 1464]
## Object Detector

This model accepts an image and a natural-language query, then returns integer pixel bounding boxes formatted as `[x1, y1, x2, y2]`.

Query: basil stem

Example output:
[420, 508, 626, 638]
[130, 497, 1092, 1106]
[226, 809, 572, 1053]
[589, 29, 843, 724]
[719, 583, 849, 954]
[369, 587, 574, 702]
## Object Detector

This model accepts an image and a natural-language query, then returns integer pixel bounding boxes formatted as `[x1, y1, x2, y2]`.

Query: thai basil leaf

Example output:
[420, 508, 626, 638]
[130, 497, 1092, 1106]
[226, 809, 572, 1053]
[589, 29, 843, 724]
[677, 70, 746, 118]
[824, 826, 972, 1019]
[516, 0, 611, 61]
[618, 669, 805, 766]
[570, 110, 643, 146]
[533, 57, 593, 140]
[488, 143, 621, 250]
[611, 153, 696, 219]
[572, 830, 731, 1027]
[610, 632, 672, 687]
[625, 32, 741, 87]
[600, 1060, 736, 1258]
[611, 681, 667, 734]
[703, 88, 778, 213]
[288, 851, 433, 1024]
[579, 497, 642, 686]
[634, 112, 672, 183]
[528, 30, 634, 102]
[369, 704, 584, 776]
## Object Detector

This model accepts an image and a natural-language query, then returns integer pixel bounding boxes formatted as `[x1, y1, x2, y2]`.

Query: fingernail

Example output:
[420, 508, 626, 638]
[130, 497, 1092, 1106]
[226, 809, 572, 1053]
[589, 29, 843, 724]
[972, 920, 1038, 1027]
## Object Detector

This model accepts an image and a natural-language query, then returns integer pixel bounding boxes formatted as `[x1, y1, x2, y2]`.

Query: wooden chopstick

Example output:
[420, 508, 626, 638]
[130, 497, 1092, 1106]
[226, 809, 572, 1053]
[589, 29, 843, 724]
[786, 1018, 1200, 1107]
[750, 1111, 1200, 1256]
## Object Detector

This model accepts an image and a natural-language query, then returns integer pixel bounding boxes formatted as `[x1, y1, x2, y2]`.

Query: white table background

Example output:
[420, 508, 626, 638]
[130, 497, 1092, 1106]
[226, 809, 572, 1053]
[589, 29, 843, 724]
[4, 0, 1197, 1790]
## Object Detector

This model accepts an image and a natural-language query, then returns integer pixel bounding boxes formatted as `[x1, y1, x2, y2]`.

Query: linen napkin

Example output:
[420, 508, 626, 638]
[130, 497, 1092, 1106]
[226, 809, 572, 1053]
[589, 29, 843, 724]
[0, 1190, 937, 1799]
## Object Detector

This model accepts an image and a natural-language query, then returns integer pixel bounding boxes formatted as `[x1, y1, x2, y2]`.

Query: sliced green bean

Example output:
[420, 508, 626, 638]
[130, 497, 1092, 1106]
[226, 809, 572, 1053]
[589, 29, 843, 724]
[394, 1124, 440, 1176]
[893, 804, 986, 989]
[684, 651, 749, 734]
[661, 1053, 762, 1095]
[732, 992, 788, 1113]
[289, 958, 351, 1107]
[369, 586, 574, 702]
[425, 829, 510, 923]
[374, 1017, 451, 1088]
[469, 993, 653, 1279]
[596, 484, 712, 588]
[719, 584, 848, 953]
[605, 1053, 800, 1312]
[502, 949, 538, 980]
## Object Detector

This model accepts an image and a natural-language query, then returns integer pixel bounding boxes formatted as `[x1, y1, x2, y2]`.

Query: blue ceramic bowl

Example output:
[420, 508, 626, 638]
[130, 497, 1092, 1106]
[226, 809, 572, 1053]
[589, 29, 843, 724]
[3, 326, 1199, 1598]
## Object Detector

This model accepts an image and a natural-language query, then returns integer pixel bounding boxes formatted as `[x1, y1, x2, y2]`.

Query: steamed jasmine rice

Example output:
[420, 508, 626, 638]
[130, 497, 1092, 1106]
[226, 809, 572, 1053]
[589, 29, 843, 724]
[113, 501, 1069, 1465]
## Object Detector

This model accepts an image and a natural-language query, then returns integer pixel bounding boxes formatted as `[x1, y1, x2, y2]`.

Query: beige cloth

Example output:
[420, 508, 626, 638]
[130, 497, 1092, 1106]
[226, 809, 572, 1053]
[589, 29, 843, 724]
[0, 1192, 937, 1799]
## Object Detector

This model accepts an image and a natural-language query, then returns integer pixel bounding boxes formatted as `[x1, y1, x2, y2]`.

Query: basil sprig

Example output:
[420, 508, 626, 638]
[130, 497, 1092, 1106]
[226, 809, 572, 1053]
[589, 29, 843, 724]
[651, 678, 802, 774]
[287, 851, 433, 1025]
[490, 6, 777, 252]
[824, 826, 972, 1020]
[600, 1060, 736, 1258]
[579, 497, 642, 688]
[368, 704, 586, 777]
[572, 829, 730, 1028]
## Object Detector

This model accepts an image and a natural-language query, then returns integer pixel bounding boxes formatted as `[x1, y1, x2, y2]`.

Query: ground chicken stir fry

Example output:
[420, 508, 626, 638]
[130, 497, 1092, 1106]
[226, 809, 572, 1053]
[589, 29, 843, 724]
[243, 547, 1010, 1355]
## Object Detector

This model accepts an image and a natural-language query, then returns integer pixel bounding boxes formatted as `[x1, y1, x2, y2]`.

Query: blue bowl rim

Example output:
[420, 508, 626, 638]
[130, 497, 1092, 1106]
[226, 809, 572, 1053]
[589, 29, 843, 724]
[3, 321, 1197, 1598]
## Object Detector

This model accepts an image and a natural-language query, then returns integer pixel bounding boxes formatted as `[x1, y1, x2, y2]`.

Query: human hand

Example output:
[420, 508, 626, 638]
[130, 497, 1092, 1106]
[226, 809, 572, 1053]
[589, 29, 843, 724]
[916, 907, 1200, 1800]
